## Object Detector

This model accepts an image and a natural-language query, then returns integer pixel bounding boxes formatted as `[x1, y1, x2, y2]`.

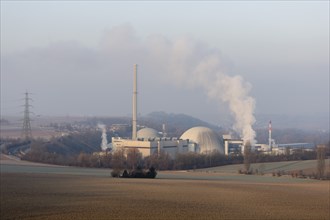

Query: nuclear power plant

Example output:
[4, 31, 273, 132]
[110, 64, 314, 158]
[111, 64, 226, 158]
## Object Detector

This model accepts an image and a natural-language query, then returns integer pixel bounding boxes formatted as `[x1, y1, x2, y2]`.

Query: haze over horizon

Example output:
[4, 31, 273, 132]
[1, 1, 329, 130]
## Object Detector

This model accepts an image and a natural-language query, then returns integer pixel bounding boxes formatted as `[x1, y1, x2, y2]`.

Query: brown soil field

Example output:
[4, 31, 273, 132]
[1, 172, 329, 220]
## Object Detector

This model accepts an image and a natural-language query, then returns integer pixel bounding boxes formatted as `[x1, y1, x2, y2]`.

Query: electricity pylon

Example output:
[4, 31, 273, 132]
[22, 91, 33, 140]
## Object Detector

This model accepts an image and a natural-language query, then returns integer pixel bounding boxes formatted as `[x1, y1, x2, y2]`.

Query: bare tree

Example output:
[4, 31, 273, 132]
[158, 150, 172, 170]
[111, 149, 126, 170]
[144, 154, 159, 169]
[126, 148, 142, 170]
[317, 145, 326, 179]
[100, 152, 112, 168]
[144, 151, 172, 170]
[77, 152, 91, 167]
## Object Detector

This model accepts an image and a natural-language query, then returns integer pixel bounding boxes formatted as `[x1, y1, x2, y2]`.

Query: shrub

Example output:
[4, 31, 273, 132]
[111, 169, 121, 177]
[146, 166, 157, 178]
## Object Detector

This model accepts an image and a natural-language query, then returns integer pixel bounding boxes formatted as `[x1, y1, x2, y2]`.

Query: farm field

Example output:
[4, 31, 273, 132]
[198, 159, 330, 175]
[1, 155, 329, 220]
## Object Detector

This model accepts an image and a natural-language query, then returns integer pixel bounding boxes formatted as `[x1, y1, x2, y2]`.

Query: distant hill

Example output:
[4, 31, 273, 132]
[255, 114, 329, 131]
[79, 111, 222, 137]
[140, 111, 222, 137]
[0, 128, 104, 166]
[77, 112, 329, 143]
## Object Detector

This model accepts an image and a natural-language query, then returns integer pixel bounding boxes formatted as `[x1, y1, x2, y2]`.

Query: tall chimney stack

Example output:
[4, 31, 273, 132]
[268, 120, 272, 150]
[132, 64, 138, 140]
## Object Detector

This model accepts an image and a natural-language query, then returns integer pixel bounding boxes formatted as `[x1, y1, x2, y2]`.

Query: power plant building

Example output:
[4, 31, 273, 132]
[111, 64, 190, 158]
[180, 127, 224, 154]
[137, 128, 161, 139]
[110, 64, 313, 159]
[110, 64, 227, 158]
[112, 136, 189, 158]
[112, 126, 227, 158]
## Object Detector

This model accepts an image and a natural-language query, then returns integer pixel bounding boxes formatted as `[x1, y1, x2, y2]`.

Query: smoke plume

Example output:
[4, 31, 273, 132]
[141, 33, 257, 145]
[209, 75, 256, 145]
[98, 124, 108, 151]
[4, 24, 257, 144]
[100, 25, 257, 144]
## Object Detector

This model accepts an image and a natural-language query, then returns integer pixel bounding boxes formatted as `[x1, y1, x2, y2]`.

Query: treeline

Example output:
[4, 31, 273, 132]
[3, 134, 329, 171]
[17, 130, 102, 165]
[1, 139, 31, 154]
[255, 128, 330, 145]
[21, 147, 322, 171]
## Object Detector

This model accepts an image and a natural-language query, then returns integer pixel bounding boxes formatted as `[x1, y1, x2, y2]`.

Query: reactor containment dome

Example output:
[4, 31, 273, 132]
[180, 126, 224, 154]
[137, 128, 161, 139]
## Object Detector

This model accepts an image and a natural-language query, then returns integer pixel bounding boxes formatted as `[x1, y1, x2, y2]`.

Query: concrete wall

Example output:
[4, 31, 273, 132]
[112, 137, 189, 158]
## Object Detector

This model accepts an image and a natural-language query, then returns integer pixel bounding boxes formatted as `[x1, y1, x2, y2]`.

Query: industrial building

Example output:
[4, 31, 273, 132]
[111, 64, 226, 158]
[222, 134, 244, 155]
[112, 136, 189, 158]
[112, 126, 226, 158]
[180, 127, 224, 154]
[110, 64, 315, 158]
[111, 64, 187, 158]
[263, 121, 315, 155]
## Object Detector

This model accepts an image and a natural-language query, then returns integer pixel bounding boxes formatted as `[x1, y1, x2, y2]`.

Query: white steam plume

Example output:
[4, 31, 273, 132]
[23, 24, 256, 145]
[143, 34, 257, 145]
[98, 124, 108, 151]
[209, 75, 256, 145]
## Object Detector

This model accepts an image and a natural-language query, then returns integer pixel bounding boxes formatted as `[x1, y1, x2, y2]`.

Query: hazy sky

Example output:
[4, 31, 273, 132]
[1, 1, 329, 126]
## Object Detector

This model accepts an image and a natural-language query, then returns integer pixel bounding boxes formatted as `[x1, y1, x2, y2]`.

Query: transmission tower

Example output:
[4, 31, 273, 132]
[22, 91, 33, 140]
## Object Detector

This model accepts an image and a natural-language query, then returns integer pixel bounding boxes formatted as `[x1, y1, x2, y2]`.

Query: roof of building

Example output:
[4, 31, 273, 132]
[180, 126, 224, 154]
[137, 127, 160, 139]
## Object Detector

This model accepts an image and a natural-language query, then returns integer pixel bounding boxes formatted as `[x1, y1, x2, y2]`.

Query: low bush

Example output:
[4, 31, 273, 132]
[110, 169, 121, 177]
